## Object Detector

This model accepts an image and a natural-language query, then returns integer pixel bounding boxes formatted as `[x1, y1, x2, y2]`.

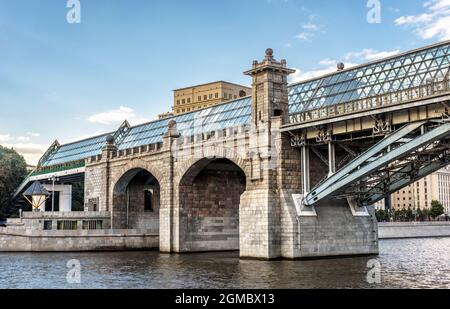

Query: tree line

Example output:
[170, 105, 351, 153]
[375, 200, 447, 222]
[0, 145, 28, 218]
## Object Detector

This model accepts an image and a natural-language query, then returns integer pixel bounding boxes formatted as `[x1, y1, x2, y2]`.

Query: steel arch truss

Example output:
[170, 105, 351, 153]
[304, 121, 450, 207]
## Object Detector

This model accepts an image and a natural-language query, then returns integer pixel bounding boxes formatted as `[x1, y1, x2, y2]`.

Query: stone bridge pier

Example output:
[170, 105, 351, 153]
[85, 49, 379, 259]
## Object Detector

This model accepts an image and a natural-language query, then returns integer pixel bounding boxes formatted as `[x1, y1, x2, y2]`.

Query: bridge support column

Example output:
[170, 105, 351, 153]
[294, 198, 379, 258]
[159, 121, 179, 253]
[301, 145, 310, 193]
[328, 142, 336, 176]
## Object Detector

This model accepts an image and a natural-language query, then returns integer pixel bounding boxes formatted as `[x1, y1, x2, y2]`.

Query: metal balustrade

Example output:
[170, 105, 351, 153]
[290, 78, 450, 124]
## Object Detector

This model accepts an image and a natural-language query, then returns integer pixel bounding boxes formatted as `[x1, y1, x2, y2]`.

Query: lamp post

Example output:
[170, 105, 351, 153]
[48, 176, 59, 212]
[23, 181, 50, 212]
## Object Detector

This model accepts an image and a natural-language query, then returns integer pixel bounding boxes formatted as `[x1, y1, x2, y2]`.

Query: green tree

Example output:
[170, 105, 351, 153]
[429, 200, 444, 219]
[0, 145, 28, 218]
[376, 209, 386, 222]
[406, 207, 414, 221]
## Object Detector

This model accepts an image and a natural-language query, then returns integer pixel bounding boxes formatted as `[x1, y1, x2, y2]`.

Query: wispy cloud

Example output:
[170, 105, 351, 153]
[289, 48, 400, 83]
[302, 23, 320, 31]
[0, 132, 46, 165]
[395, 0, 450, 41]
[88, 106, 149, 126]
[0, 134, 12, 142]
[343, 49, 400, 62]
[290, 62, 357, 83]
[2, 143, 47, 166]
[296, 32, 314, 41]
[295, 14, 323, 42]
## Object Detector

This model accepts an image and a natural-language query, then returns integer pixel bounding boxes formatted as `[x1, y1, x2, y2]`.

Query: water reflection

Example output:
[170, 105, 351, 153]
[0, 238, 449, 289]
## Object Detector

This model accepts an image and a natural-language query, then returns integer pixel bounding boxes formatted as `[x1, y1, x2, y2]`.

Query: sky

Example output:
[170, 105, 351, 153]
[0, 0, 449, 165]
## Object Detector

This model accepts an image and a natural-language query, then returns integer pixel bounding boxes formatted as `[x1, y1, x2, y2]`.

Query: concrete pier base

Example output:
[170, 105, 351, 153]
[295, 198, 379, 258]
[0, 229, 159, 252]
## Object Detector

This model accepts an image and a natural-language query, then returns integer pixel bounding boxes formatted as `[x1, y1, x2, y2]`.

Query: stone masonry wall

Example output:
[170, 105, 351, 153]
[0, 229, 158, 252]
[298, 197, 379, 258]
[179, 160, 245, 251]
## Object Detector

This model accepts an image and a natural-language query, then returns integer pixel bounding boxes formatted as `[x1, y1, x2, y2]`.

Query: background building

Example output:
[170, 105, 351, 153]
[157, 111, 174, 120]
[173, 81, 251, 115]
[375, 166, 450, 214]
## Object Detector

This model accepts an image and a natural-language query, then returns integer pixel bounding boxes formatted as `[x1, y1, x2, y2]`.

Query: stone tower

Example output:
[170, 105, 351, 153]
[240, 49, 296, 259]
[244, 48, 295, 125]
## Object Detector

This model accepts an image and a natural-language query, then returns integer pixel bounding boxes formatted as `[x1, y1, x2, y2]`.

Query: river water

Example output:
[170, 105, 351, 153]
[0, 238, 449, 289]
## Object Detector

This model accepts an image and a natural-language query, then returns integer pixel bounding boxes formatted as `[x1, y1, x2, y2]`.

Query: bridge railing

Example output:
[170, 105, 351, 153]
[290, 77, 450, 124]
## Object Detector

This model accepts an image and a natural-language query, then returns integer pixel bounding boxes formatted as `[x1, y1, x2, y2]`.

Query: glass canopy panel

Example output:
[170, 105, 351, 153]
[41, 133, 111, 167]
[287, 41, 450, 116]
[114, 97, 252, 151]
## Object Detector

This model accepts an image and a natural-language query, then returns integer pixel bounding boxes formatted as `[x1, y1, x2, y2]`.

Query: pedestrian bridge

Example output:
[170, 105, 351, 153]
[14, 40, 450, 259]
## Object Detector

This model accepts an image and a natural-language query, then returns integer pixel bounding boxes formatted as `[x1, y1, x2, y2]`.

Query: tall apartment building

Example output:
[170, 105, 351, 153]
[375, 166, 450, 214]
[173, 81, 251, 115]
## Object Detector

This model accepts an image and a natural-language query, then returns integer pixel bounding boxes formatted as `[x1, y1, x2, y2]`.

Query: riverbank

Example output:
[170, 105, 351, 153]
[378, 222, 450, 239]
[1, 222, 449, 252]
[0, 228, 158, 252]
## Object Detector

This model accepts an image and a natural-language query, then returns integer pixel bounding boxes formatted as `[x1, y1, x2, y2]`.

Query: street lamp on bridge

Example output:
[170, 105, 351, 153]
[22, 181, 50, 212]
[48, 176, 59, 212]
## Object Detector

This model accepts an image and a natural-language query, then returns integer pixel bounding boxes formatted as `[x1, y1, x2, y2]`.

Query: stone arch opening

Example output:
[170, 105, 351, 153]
[112, 168, 160, 233]
[179, 158, 247, 252]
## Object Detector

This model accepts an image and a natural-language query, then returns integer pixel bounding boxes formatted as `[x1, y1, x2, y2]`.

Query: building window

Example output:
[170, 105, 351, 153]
[43, 221, 52, 230]
[204, 95, 207, 100]
[198, 96, 201, 101]
[144, 190, 153, 212]
[57, 221, 77, 230]
[215, 93, 219, 98]
[187, 98, 191, 104]
[182, 109, 185, 112]
[83, 220, 103, 230]
[209, 94, 213, 99]
[177, 100, 180, 105]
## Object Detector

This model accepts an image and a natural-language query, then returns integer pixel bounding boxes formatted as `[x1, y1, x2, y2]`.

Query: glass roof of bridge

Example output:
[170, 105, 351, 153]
[288, 41, 450, 117]
[41, 97, 252, 166]
[41, 133, 111, 167]
[40, 41, 450, 168]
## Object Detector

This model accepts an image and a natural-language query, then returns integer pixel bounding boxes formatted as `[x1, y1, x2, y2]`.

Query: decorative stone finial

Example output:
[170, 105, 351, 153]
[168, 120, 176, 129]
[337, 62, 345, 71]
[244, 48, 295, 76]
[105, 135, 114, 144]
[265, 48, 275, 61]
[102, 134, 117, 157]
